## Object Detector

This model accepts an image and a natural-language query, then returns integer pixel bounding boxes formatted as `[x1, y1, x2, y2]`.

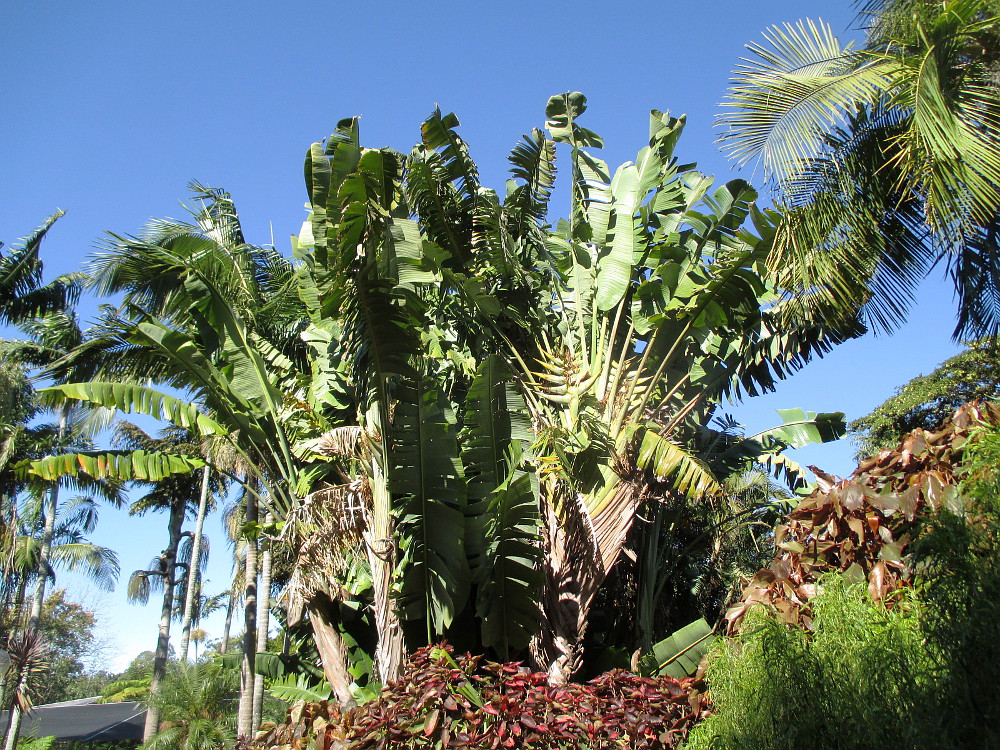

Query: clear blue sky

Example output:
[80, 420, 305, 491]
[2, 0, 964, 671]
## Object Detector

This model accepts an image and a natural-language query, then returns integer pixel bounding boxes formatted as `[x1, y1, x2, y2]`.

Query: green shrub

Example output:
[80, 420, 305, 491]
[685, 577, 934, 750]
[910, 425, 1000, 747]
[16, 738, 54, 750]
[687, 421, 1000, 750]
[142, 662, 238, 750]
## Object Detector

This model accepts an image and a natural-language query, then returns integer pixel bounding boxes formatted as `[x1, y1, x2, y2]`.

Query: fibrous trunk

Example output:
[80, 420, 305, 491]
[306, 592, 355, 705]
[365, 468, 404, 684]
[529, 496, 602, 684]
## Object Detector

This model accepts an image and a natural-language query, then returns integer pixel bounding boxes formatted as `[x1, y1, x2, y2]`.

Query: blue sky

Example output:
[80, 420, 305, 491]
[2, 1, 964, 670]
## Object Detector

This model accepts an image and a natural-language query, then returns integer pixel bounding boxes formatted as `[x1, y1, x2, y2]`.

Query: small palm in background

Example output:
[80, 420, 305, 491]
[141, 662, 237, 750]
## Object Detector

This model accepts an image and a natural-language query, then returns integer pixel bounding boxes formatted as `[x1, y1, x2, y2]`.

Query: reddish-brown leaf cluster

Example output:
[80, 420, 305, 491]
[254, 644, 710, 750]
[726, 402, 1000, 633]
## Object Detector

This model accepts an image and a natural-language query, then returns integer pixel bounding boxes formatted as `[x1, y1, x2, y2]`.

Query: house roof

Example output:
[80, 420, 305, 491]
[0, 701, 146, 742]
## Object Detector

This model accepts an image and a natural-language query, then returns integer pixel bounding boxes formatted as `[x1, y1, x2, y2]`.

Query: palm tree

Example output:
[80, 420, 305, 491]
[3, 494, 119, 629]
[176, 467, 209, 665]
[116, 422, 206, 741]
[0, 213, 81, 329]
[0, 389, 120, 750]
[719, 0, 1000, 338]
[141, 662, 237, 750]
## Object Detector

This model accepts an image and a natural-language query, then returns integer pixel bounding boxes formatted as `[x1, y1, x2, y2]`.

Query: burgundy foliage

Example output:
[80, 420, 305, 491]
[726, 401, 1000, 633]
[255, 644, 709, 749]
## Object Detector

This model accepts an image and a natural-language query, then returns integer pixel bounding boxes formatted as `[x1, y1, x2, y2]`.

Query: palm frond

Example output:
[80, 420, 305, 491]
[49, 542, 119, 590]
[719, 19, 893, 181]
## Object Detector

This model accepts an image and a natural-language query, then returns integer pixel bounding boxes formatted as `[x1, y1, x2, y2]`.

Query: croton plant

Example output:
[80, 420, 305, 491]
[254, 644, 709, 749]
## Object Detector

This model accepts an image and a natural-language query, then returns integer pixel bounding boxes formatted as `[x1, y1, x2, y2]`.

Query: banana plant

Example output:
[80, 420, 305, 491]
[293, 95, 855, 683]
[459, 93, 851, 680]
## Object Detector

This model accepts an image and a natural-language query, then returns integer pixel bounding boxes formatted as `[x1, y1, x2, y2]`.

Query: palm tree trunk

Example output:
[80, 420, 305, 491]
[10, 576, 27, 629]
[2, 693, 23, 750]
[306, 592, 355, 705]
[236, 496, 257, 739]
[530, 497, 603, 684]
[219, 544, 244, 657]
[26, 407, 67, 630]
[26, 485, 57, 630]
[179, 465, 211, 663]
[142, 499, 185, 742]
[251, 513, 273, 731]
[219, 589, 234, 655]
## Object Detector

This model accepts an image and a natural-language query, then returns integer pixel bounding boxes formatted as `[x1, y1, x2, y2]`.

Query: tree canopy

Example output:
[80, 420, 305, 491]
[850, 339, 1000, 457]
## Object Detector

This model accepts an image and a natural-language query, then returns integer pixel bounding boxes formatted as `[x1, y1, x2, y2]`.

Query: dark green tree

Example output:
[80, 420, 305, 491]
[32, 590, 101, 705]
[850, 339, 1000, 456]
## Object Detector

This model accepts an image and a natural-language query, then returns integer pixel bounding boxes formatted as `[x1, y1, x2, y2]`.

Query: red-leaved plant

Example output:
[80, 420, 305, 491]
[255, 644, 709, 749]
[725, 401, 1000, 633]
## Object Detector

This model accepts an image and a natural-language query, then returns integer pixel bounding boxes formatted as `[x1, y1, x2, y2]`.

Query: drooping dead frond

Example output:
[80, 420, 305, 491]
[279, 478, 373, 611]
[311, 426, 369, 459]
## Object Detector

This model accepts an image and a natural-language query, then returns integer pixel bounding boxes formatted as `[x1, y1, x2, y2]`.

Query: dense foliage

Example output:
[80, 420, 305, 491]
[31, 591, 102, 705]
[726, 401, 995, 632]
[28, 90, 848, 716]
[6, 1, 1000, 744]
[689, 402, 1000, 748]
[687, 577, 928, 749]
[721, 0, 1000, 338]
[142, 662, 238, 750]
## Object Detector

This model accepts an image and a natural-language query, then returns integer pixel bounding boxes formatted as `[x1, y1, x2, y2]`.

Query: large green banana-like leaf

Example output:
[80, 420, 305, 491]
[389, 218, 437, 288]
[392, 374, 469, 635]
[41, 382, 225, 436]
[300, 320, 352, 411]
[505, 129, 557, 232]
[476, 470, 542, 660]
[30, 450, 204, 482]
[125, 321, 270, 450]
[545, 92, 604, 149]
[634, 428, 720, 501]
[420, 108, 480, 209]
[596, 163, 641, 312]
[305, 118, 362, 268]
[646, 618, 716, 679]
[635, 110, 685, 198]
[575, 151, 612, 247]
[344, 270, 420, 414]
[752, 408, 846, 449]
[461, 355, 533, 501]
[460, 354, 535, 577]
[407, 157, 468, 262]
